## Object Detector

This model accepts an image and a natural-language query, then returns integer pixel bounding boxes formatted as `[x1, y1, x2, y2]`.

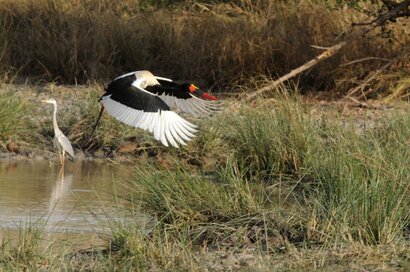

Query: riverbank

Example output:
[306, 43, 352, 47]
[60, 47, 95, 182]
[0, 83, 172, 162]
[1, 83, 408, 161]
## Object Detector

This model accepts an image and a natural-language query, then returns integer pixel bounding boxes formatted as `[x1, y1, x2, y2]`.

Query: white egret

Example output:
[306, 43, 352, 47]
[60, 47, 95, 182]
[42, 98, 75, 164]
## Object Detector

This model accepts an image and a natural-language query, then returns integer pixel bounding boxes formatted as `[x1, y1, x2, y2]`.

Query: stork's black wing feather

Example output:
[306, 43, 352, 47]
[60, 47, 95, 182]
[103, 75, 171, 112]
[145, 79, 192, 99]
[108, 85, 171, 112]
[146, 79, 221, 117]
[104, 73, 135, 96]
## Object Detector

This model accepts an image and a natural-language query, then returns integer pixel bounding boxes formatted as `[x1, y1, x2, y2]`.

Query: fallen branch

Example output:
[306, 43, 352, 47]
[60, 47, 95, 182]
[246, 41, 346, 100]
[243, 0, 410, 102]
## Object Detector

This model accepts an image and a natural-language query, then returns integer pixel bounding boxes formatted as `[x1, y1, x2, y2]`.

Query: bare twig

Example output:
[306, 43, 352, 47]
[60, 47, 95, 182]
[345, 68, 386, 98]
[309, 45, 331, 50]
[339, 57, 391, 67]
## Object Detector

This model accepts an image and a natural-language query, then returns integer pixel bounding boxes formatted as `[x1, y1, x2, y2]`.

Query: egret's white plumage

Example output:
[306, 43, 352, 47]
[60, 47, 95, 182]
[42, 98, 75, 164]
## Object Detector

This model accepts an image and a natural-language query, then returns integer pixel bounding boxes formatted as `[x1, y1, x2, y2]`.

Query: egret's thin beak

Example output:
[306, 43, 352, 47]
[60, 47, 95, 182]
[41, 100, 48, 103]
[89, 105, 105, 141]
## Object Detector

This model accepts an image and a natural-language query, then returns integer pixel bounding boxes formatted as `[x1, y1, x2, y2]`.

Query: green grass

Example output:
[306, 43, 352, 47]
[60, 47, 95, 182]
[309, 114, 410, 244]
[0, 92, 26, 141]
[233, 96, 409, 245]
[0, 219, 61, 271]
[219, 94, 317, 179]
[105, 91, 408, 268]
[1, 84, 410, 270]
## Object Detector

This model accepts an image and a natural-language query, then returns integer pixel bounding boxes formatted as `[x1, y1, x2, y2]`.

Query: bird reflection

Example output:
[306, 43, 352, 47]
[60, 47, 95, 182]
[48, 170, 73, 215]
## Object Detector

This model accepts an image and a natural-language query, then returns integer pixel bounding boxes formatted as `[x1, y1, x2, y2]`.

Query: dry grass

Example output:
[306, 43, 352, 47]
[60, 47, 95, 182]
[0, 0, 408, 96]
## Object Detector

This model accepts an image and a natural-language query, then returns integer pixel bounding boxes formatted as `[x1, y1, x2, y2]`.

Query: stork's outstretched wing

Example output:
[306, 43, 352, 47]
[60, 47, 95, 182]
[146, 79, 222, 117]
[101, 84, 197, 148]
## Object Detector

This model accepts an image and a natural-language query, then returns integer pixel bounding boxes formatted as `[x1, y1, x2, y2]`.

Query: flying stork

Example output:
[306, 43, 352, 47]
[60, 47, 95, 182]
[91, 70, 221, 148]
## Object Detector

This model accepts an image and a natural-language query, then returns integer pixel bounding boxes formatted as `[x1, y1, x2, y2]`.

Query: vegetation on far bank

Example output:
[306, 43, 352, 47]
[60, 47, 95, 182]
[0, 0, 409, 97]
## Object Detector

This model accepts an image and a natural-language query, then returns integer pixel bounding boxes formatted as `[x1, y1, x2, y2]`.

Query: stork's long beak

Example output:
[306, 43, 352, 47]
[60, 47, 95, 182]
[193, 89, 219, 101]
[89, 105, 105, 141]
[200, 92, 219, 101]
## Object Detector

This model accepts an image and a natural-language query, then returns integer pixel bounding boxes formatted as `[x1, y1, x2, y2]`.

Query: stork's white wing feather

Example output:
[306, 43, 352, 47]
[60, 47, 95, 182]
[102, 96, 197, 148]
[158, 93, 222, 117]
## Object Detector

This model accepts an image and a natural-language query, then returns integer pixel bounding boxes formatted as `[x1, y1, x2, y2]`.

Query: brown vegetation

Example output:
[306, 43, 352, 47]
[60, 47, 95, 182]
[0, 0, 409, 96]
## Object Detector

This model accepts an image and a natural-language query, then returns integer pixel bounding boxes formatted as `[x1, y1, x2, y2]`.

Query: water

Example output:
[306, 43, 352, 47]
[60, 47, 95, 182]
[0, 160, 129, 234]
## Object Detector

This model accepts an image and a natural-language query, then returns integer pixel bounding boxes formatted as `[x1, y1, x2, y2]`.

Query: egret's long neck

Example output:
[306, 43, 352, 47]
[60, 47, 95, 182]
[52, 102, 59, 132]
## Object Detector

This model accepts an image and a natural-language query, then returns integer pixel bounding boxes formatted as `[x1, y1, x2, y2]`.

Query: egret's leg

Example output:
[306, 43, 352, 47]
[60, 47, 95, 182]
[61, 150, 65, 173]
[62, 150, 66, 165]
[59, 164, 65, 177]
[58, 150, 63, 165]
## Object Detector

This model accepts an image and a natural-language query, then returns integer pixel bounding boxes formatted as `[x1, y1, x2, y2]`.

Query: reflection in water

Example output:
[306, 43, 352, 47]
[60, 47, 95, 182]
[0, 161, 128, 233]
[48, 171, 73, 216]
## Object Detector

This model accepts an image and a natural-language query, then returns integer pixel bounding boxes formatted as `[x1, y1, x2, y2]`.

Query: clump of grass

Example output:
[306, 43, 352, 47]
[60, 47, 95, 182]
[219, 93, 317, 180]
[123, 158, 303, 249]
[0, 92, 26, 141]
[104, 220, 208, 271]
[0, 219, 61, 271]
[383, 76, 410, 102]
[127, 162, 261, 224]
[309, 113, 410, 244]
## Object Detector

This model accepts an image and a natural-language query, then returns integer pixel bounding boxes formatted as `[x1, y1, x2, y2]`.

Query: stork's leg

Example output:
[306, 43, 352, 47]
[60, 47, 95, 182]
[89, 105, 105, 141]
[62, 150, 66, 165]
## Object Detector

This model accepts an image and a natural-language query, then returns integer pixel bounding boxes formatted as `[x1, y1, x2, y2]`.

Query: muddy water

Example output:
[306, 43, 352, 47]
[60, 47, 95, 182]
[0, 160, 130, 234]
